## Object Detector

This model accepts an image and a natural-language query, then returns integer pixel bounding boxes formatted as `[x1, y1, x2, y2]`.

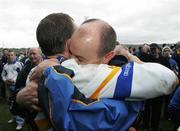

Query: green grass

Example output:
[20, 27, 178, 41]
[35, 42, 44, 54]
[0, 97, 28, 131]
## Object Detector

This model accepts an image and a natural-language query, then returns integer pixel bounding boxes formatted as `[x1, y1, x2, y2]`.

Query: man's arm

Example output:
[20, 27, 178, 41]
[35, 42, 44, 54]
[127, 62, 178, 98]
[61, 60, 178, 99]
[16, 58, 60, 111]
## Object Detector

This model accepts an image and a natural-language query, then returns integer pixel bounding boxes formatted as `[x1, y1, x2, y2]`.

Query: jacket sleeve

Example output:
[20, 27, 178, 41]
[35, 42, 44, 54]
[114, 62, 178, 99]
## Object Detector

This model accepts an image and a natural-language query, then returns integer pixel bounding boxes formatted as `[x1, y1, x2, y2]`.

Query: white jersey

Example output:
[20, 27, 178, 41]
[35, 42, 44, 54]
[61, 59, 177, 99]
[2, 61, 23, 83]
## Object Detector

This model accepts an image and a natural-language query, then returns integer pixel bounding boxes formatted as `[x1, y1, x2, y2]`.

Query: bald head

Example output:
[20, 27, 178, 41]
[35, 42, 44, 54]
[28, 47, 42, 65]
[81, 19, 117, 57]
[69, 19, 117, 64]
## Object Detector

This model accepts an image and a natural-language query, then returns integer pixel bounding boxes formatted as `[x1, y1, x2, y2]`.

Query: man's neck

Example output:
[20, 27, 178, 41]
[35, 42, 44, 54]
[47, 54, 65, 59]
[46, 54, 67, 64]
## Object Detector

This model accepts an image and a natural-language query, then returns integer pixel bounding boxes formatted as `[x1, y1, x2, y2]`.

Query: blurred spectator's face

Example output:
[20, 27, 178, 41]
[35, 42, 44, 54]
[142, 45, 150, 54]
[7, 52, 16, 62]
[28, 48, 42, 65]
[156, 48, 161, 54]
[151, 47, 160, 55]
[3, 49, 8, 56]
[163, 48, 171, 57]
[177, 47, 180, 52]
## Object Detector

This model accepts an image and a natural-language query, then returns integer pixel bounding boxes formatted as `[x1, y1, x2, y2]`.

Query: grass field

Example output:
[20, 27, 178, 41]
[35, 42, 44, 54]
[0, 97, 176, 131]
[0, 98, 28, 131]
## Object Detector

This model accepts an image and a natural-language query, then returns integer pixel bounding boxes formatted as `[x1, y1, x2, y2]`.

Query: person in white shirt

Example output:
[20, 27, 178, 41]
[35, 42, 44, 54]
[1, 50, 24, 130]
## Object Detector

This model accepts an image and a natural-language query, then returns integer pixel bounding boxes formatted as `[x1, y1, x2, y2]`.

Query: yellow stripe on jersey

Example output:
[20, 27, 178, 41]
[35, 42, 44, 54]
[72, 99, 100, 106]
[90, 66, 120, 99]
[52, 66, 73, 81]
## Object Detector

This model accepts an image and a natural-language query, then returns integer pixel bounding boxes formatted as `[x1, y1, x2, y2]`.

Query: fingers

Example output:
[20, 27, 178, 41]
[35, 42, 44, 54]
[16, 81, 39, 108]
[30, 59, 59, 81]
[31, 105, 42, 111]
[31, 97, 39, 104]
[128, 127, 137, 131]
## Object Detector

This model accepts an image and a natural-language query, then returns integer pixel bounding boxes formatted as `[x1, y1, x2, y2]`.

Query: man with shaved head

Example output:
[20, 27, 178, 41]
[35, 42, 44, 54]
[68, 19, 116, 64]
[15, 47, 42, 91]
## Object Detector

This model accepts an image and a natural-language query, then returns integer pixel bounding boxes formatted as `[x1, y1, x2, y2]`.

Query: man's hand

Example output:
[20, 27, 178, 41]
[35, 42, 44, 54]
[16, 58, 60, 111]
[30, 58, 60, 81]
[114, 45, 129, 58]
[16, 80, 41, 111]
[128, 127, 137, 131]
[127, 54, 144, 64]
[114, 45, 143, 64]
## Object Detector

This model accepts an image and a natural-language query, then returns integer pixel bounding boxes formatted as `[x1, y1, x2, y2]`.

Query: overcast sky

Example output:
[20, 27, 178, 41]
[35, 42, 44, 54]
[0, 0, 179, 48]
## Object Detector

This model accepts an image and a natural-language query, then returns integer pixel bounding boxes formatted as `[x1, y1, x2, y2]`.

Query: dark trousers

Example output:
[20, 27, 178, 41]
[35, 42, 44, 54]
[0, 82, 6, 98]
[143, 96, 163, 130]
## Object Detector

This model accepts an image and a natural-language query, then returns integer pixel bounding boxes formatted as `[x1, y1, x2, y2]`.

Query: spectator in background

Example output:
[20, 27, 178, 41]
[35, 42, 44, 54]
[138, 43, 151, 62]
[18, 51, 25, 61]
[0, 55, 4, 97]
[0, 48, 8, 98]
[161, 46, 179, 120]
[168, 87, 180, 131]
[142, 43, 164, 131]
[162, 43, 167, 48]
[15, 47, 42, 91]
[1, 50, 24, 130]
[19, 49, 30, 64]
[129, 46, 133, 54]
[132, 47, 137, 56]
[10, 47, 43, 131]
[161, 46, 179, 76]
[1, 48, 8, 65]
[173, 43, 180, 79]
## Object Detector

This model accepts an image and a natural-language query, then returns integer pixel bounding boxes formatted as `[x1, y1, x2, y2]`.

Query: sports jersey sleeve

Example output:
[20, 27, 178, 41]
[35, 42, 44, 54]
[114, 62, 177, 99]
[62, 59, 177, 99]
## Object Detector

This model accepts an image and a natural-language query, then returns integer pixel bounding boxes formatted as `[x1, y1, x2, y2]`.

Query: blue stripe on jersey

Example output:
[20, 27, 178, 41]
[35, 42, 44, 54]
[114, 62, 134, 98]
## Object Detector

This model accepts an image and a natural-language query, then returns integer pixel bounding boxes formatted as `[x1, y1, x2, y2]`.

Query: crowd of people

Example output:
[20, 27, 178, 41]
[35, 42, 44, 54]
[0, 13, 179, 131]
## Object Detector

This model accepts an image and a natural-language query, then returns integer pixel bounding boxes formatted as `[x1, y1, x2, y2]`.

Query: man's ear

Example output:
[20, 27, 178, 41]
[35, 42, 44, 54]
[64, 39, 71, 58]
[103, 51, 115, 64]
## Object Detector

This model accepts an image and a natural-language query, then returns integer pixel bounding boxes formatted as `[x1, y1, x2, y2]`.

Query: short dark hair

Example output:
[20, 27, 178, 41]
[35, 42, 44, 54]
[36, 13, 74, 56]
[82, 19, 117, 57]
[8, 49, 15, 55]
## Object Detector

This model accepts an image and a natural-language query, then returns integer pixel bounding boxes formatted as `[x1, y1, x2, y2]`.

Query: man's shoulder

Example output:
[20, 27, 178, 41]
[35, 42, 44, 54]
[15, 61, 23, 66]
